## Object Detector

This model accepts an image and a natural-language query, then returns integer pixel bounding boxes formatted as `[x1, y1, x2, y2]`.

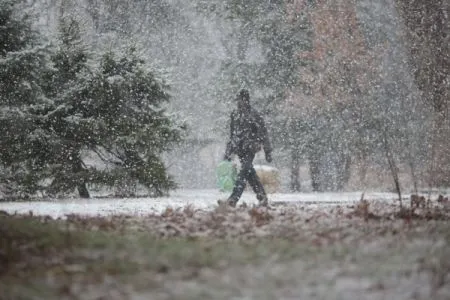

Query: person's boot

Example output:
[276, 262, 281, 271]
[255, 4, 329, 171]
[217, 197, 238, 208]
[227, 197, 238, 207]
[257, 194, 269, 207]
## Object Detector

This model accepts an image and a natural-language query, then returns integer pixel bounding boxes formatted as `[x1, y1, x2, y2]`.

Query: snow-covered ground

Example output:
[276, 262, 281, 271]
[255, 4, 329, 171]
[0, 189, 401, 218]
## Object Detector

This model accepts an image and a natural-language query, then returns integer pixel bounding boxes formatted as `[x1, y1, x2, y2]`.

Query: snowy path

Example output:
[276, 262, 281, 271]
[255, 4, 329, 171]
[0, 189, 400, 218]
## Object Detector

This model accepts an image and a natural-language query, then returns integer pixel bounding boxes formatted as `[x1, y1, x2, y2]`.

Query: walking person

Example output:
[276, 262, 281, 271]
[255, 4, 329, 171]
[219, 89, 273, 207]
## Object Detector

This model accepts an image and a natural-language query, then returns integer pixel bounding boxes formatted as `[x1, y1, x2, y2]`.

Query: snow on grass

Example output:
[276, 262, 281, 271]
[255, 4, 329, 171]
[0, 189, 402, 218]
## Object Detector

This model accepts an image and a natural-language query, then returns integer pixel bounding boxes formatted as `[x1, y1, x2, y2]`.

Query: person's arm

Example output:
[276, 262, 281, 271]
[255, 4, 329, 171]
[224, 112, 236, 160]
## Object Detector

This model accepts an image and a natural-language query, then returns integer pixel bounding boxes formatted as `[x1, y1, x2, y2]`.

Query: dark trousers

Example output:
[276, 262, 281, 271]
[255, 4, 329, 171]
[229, 151, 267, 202]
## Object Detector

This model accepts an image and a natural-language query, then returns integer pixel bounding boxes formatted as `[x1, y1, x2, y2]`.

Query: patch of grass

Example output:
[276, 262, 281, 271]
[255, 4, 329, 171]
[1, 201, 450, 300]
[1, 214, 325, 299]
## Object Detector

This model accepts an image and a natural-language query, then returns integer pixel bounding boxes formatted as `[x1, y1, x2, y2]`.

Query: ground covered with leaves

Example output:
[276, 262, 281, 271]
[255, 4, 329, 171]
[1, 198, 450, 300]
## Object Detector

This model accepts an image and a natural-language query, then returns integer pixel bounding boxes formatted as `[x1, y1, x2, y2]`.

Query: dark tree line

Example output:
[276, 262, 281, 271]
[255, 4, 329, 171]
[396, 0, 450, 188]
[10, 0, 446, 194]
[199, 0, 440, 194]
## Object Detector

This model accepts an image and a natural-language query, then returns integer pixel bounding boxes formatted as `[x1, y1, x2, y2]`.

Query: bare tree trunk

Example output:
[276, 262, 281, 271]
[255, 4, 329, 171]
[409, 159, 418, 195]
[359, 152, 368, 189]
[383, 130, 402, 206]
[290, 149, 301, 192]
[309, 150, 322, 192]
[336, 153, 351, 191]
[77, 181, 90, 199]
[405, 137, 419, 194]
[72, 152, 90, 198]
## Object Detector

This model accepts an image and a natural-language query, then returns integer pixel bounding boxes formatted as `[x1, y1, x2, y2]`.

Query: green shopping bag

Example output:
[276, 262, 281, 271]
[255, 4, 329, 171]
[216, 160, 237, 192]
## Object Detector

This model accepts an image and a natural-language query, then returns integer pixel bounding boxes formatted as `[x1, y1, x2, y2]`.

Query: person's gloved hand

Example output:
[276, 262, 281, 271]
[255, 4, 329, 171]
[265, 152, 273, 163]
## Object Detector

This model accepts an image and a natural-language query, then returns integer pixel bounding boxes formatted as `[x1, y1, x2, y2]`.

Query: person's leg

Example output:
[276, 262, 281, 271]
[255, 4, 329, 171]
[247, 169, 268, 203]
[246, 161, 268, 206]
[226, 152, 254, 206]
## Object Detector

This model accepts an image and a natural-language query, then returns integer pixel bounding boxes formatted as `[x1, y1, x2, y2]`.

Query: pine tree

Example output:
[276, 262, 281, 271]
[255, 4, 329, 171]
[76, 48, 185, 196]
[38, 16, 93, 198]
[0, 0, 52, 198]
[40, 18, 184, 198]
[1, 9, 184, 199]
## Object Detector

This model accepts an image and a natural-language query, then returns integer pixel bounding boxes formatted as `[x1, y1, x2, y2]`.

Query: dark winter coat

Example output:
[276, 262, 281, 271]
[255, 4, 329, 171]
[224, 108, 272, 159]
